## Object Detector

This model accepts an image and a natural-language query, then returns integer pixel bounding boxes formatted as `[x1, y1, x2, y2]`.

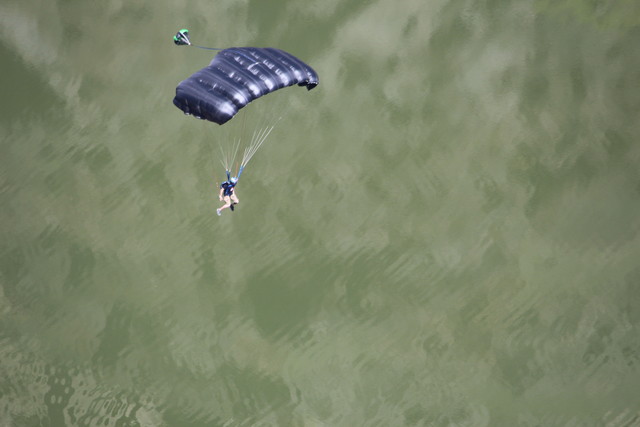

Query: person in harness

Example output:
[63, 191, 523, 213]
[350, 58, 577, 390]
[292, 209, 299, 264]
[217, 176, 239, 216]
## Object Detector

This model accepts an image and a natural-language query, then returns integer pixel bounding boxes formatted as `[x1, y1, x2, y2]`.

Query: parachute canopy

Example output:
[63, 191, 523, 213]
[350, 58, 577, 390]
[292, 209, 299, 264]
[173, 47, 319, 125]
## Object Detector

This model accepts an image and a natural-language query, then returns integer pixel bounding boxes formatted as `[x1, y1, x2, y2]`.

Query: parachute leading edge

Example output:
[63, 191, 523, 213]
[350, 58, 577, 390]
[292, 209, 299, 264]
[173, 47, 319, 125]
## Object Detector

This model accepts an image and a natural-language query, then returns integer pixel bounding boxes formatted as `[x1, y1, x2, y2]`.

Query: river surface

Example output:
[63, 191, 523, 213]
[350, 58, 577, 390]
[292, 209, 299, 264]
[1, 0, 640, 426]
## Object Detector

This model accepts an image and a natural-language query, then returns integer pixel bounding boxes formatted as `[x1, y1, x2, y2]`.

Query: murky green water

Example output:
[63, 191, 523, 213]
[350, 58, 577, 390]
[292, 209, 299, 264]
[1, 0, 640, 425]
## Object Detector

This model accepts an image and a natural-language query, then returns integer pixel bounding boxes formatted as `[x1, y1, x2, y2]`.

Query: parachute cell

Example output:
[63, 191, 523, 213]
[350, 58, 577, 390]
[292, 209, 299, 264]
[173, 47, 319, 125]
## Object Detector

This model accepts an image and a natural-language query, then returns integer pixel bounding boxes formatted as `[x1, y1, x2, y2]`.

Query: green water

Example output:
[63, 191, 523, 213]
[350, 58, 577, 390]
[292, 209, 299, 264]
[1, 0, 640, 426]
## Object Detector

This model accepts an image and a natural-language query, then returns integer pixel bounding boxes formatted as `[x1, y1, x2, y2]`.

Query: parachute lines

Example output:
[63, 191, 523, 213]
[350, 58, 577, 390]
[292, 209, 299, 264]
[240, 118, 280, 169]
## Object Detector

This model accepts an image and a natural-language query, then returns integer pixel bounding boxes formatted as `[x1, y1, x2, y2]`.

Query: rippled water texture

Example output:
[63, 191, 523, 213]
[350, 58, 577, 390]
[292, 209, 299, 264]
[1, 0, 640, 425]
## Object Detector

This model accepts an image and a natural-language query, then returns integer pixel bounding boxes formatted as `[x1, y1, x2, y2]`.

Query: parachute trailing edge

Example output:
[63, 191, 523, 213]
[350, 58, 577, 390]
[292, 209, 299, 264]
[173, 47, 319, 125]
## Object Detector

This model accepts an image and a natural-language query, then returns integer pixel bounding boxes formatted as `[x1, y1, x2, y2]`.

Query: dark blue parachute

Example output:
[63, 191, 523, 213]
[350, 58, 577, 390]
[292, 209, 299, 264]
[173, 47, 319, 125]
